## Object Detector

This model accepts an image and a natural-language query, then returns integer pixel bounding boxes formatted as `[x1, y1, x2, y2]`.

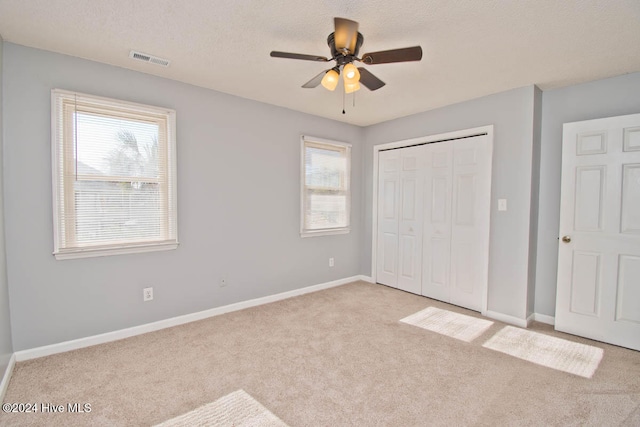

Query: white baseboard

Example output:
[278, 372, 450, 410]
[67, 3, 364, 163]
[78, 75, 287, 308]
[359, 275, 374, 283]
[486, 311, 555, 328]
[484, 310, 529, 328]
[15, 275, 368, 362]
[0, 354, 16, 403]
[532, 313, 555, 326]
[526, 313, 535, 327]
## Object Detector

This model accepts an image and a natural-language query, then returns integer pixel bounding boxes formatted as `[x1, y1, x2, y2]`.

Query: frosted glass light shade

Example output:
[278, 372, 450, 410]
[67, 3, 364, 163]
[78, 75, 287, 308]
[342, 63, 360, 85]
[321, 69, 340, 91]
[344, 82, 361, 94]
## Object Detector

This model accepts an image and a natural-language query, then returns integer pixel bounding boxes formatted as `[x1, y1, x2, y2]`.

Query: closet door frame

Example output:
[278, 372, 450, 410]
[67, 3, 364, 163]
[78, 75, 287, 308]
[371, 125, 494, 316]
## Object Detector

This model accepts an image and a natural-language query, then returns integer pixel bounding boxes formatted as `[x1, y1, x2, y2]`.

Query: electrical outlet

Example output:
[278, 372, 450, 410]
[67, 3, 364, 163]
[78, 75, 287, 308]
[143, 287, 153, 302]
[329, 257, 335, 267]
[220, 277, 227, 287]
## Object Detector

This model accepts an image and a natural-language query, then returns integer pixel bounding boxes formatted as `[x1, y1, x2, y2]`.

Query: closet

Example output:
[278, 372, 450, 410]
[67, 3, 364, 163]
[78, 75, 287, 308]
[376, 134, 492, 312]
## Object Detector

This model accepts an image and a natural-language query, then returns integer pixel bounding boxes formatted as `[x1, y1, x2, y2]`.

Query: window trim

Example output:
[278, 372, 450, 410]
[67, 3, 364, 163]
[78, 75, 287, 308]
[51, 89, 178, 260]
[300, 135, 351, 238]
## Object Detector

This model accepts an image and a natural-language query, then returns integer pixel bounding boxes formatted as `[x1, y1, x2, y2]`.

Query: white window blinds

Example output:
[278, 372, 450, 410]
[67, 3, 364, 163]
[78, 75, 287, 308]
[51, 90, 178, 259]
[301, 136, 351, 237]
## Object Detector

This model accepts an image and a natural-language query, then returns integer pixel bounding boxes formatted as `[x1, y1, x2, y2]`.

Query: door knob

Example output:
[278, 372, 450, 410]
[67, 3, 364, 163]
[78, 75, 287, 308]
[562, 235, 571, 243]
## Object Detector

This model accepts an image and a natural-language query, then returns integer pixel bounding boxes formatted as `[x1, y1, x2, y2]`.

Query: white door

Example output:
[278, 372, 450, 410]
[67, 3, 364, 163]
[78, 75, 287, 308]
[377, 149, 400, 287]
[450, 136, 493, 311]
[376, 147, 424, 294]
[422, 141, 453, 302]
[422, 135, 493, 312]
[556, 113, 640, 351]
[397, 146, 424, 294]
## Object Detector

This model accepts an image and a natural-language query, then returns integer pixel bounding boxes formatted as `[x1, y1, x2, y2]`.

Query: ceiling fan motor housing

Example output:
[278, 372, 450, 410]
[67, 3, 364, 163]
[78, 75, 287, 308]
[327, 32, 364, 60]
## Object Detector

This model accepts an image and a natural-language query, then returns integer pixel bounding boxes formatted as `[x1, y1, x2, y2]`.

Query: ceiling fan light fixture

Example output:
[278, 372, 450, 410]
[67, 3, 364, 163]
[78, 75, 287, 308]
[270, 17, 422, 95]
[344, 81, 361, 94]
[321, 69, 340, 91]
[342, 63, 360, 84]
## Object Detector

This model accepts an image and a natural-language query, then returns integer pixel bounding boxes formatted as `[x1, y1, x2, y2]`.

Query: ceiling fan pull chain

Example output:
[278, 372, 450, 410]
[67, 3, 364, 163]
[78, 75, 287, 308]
[342, 89, 346, 114]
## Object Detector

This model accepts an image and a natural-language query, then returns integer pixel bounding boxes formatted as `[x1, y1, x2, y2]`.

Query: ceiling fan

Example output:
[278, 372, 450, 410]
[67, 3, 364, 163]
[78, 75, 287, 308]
[270, 17, 422, 93]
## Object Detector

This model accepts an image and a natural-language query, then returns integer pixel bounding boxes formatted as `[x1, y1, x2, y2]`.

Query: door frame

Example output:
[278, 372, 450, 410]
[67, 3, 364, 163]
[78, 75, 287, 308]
[371, 125, 494, 316]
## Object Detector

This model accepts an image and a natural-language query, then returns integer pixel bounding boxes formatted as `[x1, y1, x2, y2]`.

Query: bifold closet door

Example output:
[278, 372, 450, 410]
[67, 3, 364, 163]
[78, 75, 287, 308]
[376, 146, 424, 294]
[422, 135, 492, 312]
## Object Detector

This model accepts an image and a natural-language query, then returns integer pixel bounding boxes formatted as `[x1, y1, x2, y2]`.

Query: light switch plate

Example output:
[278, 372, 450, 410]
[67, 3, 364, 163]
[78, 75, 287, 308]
[498, 199, 507, 211]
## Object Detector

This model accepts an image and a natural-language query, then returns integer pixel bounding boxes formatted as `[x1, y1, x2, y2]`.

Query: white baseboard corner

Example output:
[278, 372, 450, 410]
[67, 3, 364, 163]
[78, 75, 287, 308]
[357, 275, 375, 283]
[0, 354, 16, 403]
[532, 313, 556, 326]
[14, 275, 365, 362]
[526, 313, 535, 327]
[484, 310, 529, 328]
[484, 311, 555, 328]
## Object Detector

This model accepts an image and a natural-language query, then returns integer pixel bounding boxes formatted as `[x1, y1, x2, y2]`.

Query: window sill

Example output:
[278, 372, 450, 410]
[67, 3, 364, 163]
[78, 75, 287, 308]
[53, 241, 179, 260]
[300, 228, 350, 238]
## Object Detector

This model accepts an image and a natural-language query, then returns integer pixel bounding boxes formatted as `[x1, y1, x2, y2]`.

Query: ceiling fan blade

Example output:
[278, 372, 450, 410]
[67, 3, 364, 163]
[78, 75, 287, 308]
[270, 51, 329, 62]
[334, 17, 359, 53]
[302, 70, 329, 88]
[357, 67, 386, 91]
[361, 46, 423, 64]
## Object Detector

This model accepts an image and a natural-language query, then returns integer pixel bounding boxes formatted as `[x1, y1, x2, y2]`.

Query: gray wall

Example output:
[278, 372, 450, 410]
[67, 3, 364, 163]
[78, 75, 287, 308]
[0, 36, 14, 380]
[362, 86, 539, 320]
[3, 43, 365, 351]
[4, 40, 638, 352]
[534, 72, 640, 317]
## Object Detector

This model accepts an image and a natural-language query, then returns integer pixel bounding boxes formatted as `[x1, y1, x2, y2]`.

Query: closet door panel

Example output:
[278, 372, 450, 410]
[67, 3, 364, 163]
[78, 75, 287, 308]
[450, 136, 492, 311]
[376, 150, 400, 287]
[397, 146, 424, 294]
[422, 141, 453, 301]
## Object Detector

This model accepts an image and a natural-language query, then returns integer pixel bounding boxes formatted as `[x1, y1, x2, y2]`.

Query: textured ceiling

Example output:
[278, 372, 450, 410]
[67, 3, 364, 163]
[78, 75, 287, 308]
[0, 0, 639, 126]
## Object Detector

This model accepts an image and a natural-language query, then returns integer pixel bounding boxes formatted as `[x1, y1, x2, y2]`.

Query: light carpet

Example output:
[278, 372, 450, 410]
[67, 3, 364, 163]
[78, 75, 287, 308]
[400, 306, 494, 342]
[4, 282, 640, 426]
[482, 325, 604, 378]
[155, 389, 288, 427]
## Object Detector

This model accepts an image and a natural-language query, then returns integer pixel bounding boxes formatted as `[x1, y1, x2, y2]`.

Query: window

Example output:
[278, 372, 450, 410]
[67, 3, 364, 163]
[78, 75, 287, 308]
[51, 89, 178, 259]
[301, 136, 351, 237]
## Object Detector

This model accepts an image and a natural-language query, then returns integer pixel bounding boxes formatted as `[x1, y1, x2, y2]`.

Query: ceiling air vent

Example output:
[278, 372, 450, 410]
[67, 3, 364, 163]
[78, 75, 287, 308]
[129, 50, 170, 67]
